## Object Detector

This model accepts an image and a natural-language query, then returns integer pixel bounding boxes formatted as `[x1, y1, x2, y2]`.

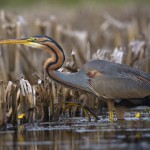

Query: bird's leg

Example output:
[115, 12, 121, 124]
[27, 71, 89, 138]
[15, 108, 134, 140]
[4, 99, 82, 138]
[107, 100, 115, 121]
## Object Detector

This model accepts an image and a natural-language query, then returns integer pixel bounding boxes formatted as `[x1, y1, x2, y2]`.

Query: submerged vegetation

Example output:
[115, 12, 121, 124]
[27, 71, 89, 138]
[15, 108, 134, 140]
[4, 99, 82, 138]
[0, 5, 150, 129]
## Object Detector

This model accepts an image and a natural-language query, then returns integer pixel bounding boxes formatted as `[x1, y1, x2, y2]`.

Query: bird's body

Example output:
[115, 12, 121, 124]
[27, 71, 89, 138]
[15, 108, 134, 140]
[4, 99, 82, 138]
[0, 35, 150, 120]
[82, 60, 150, 99]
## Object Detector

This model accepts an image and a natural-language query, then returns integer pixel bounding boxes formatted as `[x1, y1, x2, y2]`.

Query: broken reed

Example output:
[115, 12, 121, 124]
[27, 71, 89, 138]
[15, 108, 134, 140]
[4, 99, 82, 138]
[0, 8, 150, 129]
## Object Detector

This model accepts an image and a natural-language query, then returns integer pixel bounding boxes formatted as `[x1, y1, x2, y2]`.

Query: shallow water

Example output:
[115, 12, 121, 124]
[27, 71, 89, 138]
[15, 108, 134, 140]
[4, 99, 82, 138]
[0, 112, 150, 150]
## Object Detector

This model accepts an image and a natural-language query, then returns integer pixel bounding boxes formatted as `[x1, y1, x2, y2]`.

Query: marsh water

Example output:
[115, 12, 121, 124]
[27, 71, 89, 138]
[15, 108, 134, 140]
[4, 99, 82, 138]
[0, 110, 150, 150]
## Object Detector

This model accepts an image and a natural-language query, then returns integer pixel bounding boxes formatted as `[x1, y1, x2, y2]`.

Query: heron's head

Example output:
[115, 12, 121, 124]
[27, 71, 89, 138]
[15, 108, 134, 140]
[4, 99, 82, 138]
[0, 35, 62, 50]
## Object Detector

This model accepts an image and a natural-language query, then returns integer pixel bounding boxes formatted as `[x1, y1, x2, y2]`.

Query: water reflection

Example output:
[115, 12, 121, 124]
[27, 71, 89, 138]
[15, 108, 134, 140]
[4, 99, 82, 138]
[0, 118, 150, 150]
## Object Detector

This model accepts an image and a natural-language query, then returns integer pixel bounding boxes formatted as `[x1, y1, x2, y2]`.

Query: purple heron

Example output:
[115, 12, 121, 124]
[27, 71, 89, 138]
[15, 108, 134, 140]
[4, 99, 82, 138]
[0, 35, 150, 120]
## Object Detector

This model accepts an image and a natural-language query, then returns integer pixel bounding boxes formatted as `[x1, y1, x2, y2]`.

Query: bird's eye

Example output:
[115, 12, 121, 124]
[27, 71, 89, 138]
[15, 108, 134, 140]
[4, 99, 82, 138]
[28, 37, 38, 42]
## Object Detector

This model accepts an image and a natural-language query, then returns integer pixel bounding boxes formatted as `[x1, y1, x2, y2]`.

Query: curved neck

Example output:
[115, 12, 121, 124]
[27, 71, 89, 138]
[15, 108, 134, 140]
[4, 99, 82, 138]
[42, 41, 65, 71]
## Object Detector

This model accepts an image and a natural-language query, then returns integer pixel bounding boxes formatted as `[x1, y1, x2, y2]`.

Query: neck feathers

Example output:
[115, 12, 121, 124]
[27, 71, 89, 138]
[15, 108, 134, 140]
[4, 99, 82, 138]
[42, 41, 65, 71]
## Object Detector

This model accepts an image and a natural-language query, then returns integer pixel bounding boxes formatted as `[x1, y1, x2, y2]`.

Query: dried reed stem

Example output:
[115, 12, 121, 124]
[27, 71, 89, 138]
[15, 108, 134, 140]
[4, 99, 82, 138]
[0, 81, 6, 130]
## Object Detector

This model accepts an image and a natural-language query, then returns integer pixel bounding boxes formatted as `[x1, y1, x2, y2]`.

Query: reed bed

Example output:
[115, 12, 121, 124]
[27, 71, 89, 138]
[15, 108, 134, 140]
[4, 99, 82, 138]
[0, 6, 150, 129]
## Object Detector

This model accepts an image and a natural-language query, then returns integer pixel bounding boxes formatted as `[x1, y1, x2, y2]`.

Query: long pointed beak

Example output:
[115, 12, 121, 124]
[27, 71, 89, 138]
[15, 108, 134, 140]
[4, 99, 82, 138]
[0, 38, 30, 45]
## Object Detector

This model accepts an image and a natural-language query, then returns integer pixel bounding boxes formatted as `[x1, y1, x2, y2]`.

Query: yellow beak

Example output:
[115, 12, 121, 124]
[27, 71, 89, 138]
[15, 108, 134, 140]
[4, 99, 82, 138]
[0, 39, 30, 45]
[0, 38, 42, 48]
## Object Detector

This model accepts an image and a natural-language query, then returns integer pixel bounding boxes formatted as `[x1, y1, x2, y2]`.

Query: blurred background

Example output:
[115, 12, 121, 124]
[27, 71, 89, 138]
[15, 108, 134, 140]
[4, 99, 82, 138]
[0, 0, 148, 7]
[0, 0, 149, 7]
